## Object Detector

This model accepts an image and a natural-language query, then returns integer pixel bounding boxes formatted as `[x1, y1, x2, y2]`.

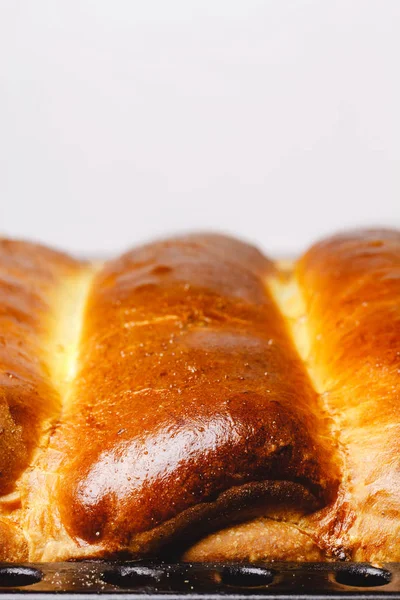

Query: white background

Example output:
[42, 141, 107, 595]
[0, 0, 399, 257]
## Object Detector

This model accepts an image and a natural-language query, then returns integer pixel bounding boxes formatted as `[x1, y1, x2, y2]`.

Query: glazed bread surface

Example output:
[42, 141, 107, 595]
[297, 230, 400, 561]
[0, 229, 398, 562]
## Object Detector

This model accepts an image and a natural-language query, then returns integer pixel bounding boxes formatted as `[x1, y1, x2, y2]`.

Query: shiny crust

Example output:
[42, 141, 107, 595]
[47, 234, 334, 559]
[296, 229, 400, 561]
[189, 229, 400, 563]
[0, 240, 81, 495]
[0, 230, 398, 562]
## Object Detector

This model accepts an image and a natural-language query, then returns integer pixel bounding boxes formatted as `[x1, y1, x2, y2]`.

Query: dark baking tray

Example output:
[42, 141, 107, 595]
[0, 561, 399, 599]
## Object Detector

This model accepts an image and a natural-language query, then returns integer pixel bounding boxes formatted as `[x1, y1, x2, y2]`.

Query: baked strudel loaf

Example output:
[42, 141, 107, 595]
[0, 229, 398, 563]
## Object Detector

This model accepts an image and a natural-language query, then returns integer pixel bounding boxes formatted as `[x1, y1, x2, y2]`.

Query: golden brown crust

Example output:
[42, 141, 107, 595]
[42, 234, 335, 559]
[0, 230, 398, 563]
[183, 518, 326, 563]
[0, 519, 28, 561]
[296, 229, 400, 561]
[0, 239, 86, 558]
[0, 240, 82, 493]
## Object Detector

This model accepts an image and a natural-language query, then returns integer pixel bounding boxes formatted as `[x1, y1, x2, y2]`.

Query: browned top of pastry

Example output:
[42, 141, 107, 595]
[296, 229, 400, 561]
[50, 234, 335, 557]
[0, 240, 82, 495]
[0, 229, 398, 563]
